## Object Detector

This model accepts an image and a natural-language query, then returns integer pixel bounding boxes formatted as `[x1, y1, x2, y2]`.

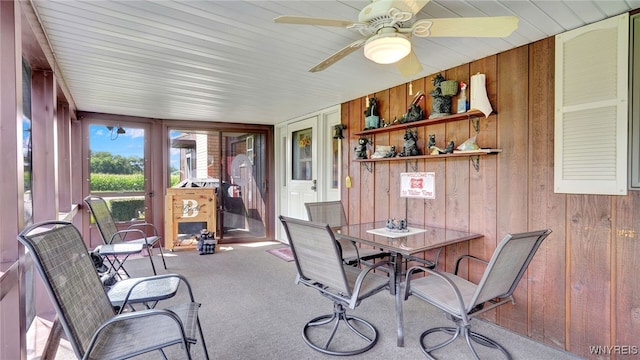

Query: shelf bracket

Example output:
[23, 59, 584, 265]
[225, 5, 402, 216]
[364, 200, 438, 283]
[362, 162, 373, 173]
[472, 117, 480, 134]
[470, 155, 480, 172]
[407, 159, 418, 172]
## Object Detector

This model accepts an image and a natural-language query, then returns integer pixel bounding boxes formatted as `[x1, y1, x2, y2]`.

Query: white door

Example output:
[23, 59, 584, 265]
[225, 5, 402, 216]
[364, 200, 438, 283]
[287, 116, 318, 220]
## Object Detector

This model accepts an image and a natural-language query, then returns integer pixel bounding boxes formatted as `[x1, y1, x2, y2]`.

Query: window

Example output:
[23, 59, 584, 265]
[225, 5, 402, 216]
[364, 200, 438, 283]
[292, 128, 312, 181]
[89, 124, 147, 221]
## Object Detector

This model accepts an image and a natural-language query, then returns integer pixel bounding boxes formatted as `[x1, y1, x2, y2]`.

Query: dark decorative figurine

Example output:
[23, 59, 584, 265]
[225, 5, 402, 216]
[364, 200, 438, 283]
[402, 92, 426, 123]
[364, 97, 380, 130]
[355, 136, 369, 159]
[386, 145, 396, 158]
[430, 139, 455, 155]
[385, 218, 408, 232]
[429, 74, 453, 119]
[398, 129, 419, 157]
[443, 140, 455, 154]
[333, 124, 346, 139]
[427, 134, 436, 150]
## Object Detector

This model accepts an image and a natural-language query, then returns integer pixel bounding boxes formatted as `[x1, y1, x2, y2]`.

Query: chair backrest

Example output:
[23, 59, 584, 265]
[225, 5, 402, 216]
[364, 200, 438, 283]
[304, 201, 348, 230]
[470, 229, 552, 310]
[279, 216, 351, 296]
[84, 195, 123, 244]
[17, 221, 115, 359]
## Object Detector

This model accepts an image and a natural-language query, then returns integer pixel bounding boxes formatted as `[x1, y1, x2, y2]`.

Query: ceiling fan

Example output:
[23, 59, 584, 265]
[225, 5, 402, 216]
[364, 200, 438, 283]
[274, 0, 518, 77]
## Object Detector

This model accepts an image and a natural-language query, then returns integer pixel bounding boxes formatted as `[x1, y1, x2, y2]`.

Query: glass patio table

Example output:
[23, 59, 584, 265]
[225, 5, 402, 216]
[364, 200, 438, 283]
[97, 243, 144, 279]
[334, 221, 482, 347]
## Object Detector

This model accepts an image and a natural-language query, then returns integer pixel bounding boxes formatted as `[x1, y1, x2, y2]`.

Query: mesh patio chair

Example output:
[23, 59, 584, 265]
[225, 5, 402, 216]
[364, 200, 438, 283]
[84, 195, 167, 275]
[305, 201, 390, 266]
[404, 229, 552, 360]
[279, 216, 393, 356]
[18, 220, 209, 360]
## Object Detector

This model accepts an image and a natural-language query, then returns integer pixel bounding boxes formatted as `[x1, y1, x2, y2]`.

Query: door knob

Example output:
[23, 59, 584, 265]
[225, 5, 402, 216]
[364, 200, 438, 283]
[311, 179, 317, 191]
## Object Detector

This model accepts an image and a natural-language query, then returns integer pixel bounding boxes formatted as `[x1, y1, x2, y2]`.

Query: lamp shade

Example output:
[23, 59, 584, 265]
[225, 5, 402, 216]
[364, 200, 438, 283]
[364, 33, 411, 64]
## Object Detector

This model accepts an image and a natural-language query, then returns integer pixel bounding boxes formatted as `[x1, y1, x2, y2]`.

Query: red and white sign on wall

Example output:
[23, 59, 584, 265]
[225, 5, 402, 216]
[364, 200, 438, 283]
[400, 172, 435, 199]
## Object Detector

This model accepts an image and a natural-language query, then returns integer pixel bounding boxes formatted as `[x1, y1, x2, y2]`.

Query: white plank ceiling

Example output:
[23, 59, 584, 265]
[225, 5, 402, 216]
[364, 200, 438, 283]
[30, 0, 640, 125]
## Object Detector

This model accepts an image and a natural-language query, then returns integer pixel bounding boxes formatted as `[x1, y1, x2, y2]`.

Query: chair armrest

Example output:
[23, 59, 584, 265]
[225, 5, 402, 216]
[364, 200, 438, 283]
[128, 222, 159, 237]
[347, 260, 393, 308]
[112, 228, 149, 245]
[361, 260, 393, 277]
[352, 261, 394, 292]
[335, 238, 359, 261]
[404, 264, 431, 281]
[404, 255, 436, 269]
[404, 266, 469, 319]
[454, 255, 488, 275]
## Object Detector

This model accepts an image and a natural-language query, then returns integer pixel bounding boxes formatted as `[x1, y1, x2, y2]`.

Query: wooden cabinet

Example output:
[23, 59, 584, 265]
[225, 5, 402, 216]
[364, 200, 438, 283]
[165, 188, 216, 251]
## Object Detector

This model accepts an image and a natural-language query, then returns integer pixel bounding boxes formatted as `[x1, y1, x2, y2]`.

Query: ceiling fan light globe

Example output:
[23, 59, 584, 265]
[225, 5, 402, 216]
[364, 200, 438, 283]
[364, 34, 411, 64]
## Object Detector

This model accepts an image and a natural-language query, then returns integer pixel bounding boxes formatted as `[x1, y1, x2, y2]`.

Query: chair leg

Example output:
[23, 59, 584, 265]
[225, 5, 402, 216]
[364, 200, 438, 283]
[157, 242, 168, 269]
[105, 255, 132, 279]
[302, 302, 378, 356]
[464, 329, 511, 360]
[146, 246, 157, 275]
[158, 348, 169, 360]
[197, 317, 210, 360]
[419, 323, 512, 360]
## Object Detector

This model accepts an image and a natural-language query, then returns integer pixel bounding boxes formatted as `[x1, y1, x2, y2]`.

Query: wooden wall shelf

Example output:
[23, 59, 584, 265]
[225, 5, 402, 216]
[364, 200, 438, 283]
[355, 149, 501, 172]
[352, 110, 486, 136]
[353, 149, 501, 162]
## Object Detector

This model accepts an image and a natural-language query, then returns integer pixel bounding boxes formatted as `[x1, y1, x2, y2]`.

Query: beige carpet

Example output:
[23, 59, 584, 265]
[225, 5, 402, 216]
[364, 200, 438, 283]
[51, 241, 584, 359]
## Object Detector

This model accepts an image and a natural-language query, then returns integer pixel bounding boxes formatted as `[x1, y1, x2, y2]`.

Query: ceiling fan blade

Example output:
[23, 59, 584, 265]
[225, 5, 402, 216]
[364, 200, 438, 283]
[417, 16, 519, 38]
[274, 15, 356, 28]
[309, 38, 367, 73]
[390, 0, 431, 15]
[396, 49, 423, 77]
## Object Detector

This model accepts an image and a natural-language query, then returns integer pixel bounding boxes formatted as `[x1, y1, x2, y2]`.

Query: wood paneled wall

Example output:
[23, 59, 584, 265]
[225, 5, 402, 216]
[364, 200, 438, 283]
[340, 36, 640, 359]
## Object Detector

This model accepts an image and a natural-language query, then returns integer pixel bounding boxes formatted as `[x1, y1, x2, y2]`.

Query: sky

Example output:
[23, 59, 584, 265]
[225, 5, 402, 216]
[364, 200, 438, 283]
[90, 125, 145, 158]
[89, 125, 182, 170]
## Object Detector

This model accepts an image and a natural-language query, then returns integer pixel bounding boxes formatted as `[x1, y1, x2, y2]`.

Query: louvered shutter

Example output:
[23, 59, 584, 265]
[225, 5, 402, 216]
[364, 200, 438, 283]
[554, 13, 629, 195]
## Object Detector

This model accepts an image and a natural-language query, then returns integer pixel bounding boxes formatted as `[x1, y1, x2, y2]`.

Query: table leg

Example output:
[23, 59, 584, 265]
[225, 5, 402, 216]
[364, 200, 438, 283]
[393, 252, 404, 347]
[103, 254, 131, 279]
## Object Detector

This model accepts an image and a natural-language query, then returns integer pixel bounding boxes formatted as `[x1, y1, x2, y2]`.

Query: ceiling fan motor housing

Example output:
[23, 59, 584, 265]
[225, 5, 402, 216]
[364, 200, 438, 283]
[359, 0, 416, 23]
